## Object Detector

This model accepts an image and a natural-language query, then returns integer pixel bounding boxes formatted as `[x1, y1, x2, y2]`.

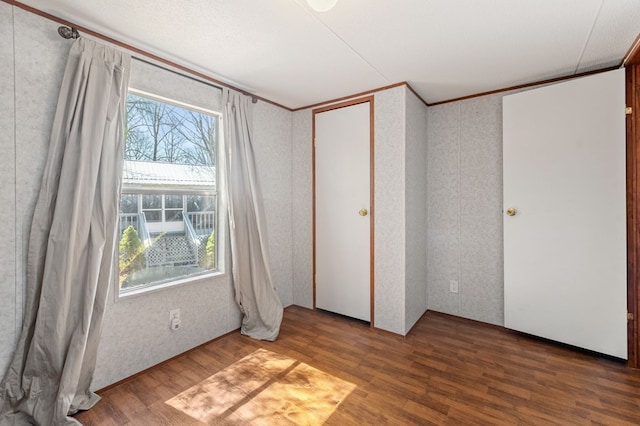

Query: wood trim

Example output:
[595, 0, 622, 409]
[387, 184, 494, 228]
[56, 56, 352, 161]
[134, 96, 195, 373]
[405, 84, 429, 107]
[425, 310, 507, 332]
[371, 325, 406, 339]
[297, 82, 416, 112]
[627, 64, 640, 368]
[311, 96, 375, 328]
[429, 66, 620, 106]
[3, 0, 290, 111]
[1, 0, 428, 111]
[297, 66, 620, 112]
[6, 0, 630, 112]
[312, 107, 317, 310]
[369, 97, 375, 328]
[313, 96, 373, 114]
[624, 32, 640, 66]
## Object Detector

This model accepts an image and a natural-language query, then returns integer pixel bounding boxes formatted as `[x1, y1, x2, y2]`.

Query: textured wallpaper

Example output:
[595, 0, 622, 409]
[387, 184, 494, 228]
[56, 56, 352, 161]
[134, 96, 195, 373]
[291, 87, 429, 336]
[373, 87, 407, 335]
[427, 102, 462, 316]
[94, 276, 236, 389]
[92, 43, 239, 390]
[95, 60, 295, 390]
[0, 8, 69, 376]
[253, 101, 294, 307]
[1, 3, 517, 387]
[2, 5, 295, 390]
[129, 59, 222, 113]
[0, 2, 16, 375]
[427, 94, 505, 326]
[291, 110, 313, 308]
[458, 95, 504, 325]
[404, 89, 429, 333]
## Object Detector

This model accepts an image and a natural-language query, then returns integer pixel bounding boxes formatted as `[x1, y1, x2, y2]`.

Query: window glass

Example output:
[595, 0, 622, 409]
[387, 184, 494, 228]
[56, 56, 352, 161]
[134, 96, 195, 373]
[143, 211, 161, 222]
[142, 194, 162, 209]
[165, 194, 183, 209]
[118, 91, 219, 295]
[165, 210, 183, 222]
[120, 194, 138, 214]
[187, 195, 215, 212]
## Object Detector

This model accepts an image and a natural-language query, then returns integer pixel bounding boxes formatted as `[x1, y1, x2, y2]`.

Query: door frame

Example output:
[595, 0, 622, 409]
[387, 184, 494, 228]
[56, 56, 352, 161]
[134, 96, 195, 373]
[312, 96, 375, 327]
[627, 56, 640, 368]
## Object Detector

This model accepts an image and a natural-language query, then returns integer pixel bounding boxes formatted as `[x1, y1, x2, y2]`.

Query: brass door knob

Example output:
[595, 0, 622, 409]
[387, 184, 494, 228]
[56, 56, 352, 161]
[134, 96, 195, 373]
[359, 208, 368, 216]
[506, 207, 517, 216]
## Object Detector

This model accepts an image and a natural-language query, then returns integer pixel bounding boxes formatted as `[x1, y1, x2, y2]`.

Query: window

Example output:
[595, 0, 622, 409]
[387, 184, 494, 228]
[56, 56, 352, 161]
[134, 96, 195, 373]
[164, 195, 184, 222]
[142, 194, 162, 222]
[118, 90, 220, 295]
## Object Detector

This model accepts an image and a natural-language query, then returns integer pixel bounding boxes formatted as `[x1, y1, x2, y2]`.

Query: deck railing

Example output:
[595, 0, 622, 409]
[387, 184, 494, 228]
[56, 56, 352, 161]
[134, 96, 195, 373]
[119, 213, 138, 237]
[184, 215, 199, 244]
[187, 211, 215, 236]
[138, 212, 152, 247]
[119, 210, 213, 241]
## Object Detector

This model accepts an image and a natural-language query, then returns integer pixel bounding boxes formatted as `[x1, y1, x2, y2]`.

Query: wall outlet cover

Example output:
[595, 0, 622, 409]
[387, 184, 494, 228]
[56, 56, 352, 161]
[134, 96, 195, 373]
[170, 309, 181, 330]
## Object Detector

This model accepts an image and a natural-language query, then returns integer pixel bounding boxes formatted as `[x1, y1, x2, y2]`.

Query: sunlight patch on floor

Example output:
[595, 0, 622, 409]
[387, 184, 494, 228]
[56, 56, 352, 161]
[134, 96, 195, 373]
[165, 348, 356, 424]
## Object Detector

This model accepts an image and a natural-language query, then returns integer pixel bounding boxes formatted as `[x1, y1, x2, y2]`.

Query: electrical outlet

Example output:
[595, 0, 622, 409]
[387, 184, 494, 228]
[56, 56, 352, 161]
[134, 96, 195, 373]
[169, 309, 181, 331]
[450, 280, 459, 294]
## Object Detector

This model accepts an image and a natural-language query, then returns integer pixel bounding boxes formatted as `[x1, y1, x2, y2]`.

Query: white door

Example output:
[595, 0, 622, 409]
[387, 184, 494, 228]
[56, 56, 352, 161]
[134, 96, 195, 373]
[314, 99, 372, 322]
[503, 69, 626, 358]
[143, 194, 185, 234]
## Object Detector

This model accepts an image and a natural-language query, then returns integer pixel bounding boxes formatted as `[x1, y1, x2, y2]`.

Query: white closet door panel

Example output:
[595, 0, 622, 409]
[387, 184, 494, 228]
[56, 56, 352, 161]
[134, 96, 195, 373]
[315, 102, 370, 321]
[503, 69, 626, 358]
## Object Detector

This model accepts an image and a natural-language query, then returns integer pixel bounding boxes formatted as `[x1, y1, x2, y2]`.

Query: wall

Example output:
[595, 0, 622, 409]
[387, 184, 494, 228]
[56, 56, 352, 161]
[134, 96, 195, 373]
[373, 87, 407, 334]
[0, 1, 16, 375]
[404, 90, 429, 332]
[253, 101, 294, 307]
[0, 5, 69, 377]
[291, 110, 313, 308]
[0, 4, 294, 390]
[0, 2, 515, 387]
[93, 59, 237, 390]
[426, 94, 504, 326]
[291, 86, 428, 335]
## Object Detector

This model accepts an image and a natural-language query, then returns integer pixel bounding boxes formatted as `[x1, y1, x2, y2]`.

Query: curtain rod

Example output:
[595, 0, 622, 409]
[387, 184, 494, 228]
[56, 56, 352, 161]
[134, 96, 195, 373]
[133, 56, 260, 102]
[7, 0, 279, 106]
[57, 25, 259, 104]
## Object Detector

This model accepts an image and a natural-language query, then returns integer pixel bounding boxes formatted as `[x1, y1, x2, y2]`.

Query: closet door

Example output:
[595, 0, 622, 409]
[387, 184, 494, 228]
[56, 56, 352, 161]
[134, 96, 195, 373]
[314, 98, 373, 322]
[503, 69, 626, 358]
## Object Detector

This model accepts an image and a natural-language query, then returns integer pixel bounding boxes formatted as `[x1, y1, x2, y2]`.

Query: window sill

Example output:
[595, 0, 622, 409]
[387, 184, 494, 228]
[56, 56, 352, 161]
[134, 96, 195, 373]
[116, 269, 226, 301]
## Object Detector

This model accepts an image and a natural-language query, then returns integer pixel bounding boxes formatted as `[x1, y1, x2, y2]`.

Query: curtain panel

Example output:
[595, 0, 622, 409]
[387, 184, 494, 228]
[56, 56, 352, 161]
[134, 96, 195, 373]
[0, 38, 130, 425]
[223, 88, 283, 341]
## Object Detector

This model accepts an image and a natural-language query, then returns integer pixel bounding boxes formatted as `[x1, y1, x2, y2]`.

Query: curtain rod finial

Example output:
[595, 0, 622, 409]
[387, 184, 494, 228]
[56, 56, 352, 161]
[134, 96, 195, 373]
[58, 26, 80, 40]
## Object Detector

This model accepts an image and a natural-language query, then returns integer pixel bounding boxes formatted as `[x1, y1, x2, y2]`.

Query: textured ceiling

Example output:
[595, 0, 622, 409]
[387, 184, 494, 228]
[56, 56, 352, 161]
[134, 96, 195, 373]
[17, 0, 640, 109]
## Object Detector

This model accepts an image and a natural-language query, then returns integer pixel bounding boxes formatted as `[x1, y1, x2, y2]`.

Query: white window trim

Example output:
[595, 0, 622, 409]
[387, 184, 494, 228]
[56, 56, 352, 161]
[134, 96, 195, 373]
[114, 90, 226, 302]
[128, 87, 220, 116]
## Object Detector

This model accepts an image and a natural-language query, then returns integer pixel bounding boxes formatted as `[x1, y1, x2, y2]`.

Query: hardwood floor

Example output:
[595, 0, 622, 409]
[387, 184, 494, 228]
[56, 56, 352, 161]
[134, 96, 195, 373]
[75, 306, 640, 425]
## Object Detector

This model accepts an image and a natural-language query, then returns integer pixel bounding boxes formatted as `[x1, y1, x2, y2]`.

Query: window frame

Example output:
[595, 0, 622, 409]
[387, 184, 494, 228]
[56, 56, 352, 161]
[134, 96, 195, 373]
[116, 88, 225, 300]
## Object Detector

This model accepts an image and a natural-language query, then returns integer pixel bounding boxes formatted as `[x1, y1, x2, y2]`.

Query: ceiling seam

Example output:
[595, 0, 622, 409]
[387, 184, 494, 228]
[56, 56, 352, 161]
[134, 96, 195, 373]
[574, 0, 604, 74]
[293, 0, 391, 85]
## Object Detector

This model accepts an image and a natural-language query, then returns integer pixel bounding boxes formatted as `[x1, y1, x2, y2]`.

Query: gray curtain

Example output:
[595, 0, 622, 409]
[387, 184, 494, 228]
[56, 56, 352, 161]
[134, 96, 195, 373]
[0, 39, 130, 425]
[223, 88, 283, 341]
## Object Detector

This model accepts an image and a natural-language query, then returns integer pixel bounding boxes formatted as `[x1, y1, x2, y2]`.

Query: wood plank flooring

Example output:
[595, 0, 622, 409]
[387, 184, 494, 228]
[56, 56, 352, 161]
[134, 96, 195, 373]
[75, 306, 640, 425]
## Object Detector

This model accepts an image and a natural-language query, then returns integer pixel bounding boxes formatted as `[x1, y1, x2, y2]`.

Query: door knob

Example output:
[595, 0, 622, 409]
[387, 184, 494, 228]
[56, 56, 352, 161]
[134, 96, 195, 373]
[359, 208, 368, 216]
[506, 207, 517, 216]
